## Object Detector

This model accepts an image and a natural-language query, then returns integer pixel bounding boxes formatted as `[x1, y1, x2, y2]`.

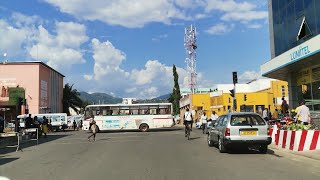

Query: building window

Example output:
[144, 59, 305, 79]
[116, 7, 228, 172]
[281, 86, 286, 97]
[297, 17, 312, 41]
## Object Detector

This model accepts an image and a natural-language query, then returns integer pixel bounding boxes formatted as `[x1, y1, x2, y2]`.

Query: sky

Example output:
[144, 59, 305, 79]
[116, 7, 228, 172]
[0, 0, 271, 99]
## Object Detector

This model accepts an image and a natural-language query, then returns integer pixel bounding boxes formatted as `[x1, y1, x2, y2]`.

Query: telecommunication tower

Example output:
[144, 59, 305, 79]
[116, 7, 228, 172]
[184, 25, 197, 94]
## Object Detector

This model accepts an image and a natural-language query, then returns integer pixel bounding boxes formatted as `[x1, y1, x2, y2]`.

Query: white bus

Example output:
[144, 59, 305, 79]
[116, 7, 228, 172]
[18, 113, 68, 131]
[83, 103, 174, 132]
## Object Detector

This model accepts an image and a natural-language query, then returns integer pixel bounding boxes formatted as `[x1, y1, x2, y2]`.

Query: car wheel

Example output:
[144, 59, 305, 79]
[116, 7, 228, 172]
[207, 134, 214, 147]
[218, 137, 227, 153]
[259, 145, 268, 154]
[139, 124, 149, 132]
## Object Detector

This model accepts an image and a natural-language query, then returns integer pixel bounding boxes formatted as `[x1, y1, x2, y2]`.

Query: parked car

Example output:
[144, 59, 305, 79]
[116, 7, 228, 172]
[207, 112, 272, 153]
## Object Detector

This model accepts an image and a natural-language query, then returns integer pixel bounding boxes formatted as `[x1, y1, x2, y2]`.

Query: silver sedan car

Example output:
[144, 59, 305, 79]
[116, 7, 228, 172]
[207, 112, 272, 153]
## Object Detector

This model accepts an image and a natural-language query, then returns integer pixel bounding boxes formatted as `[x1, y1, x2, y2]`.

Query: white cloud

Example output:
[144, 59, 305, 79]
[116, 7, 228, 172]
[238, 70, 262, 83]
[44, 0, 188, 28]
[221, 11, 268, 22]
[152, 34, 168, 42]
[83, 39, 192, 98]
[204, 0, 267, 33]
[29, 22, 88, 70]
[247, 24, 263, 29]
[195, 13, 207, 19]
[0, 19, 34, 57]
[174, 0, 206, 8]
[205, 23, 234, 35]
[83, 74, 93, 80]
[205, 0, 256, 13]
[43, 0, 267, 31]
[90, 38, 128, 80]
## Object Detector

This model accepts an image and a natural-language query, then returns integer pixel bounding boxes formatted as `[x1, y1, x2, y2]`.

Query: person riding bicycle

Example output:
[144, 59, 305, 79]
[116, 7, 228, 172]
[183, 108, 193, 137]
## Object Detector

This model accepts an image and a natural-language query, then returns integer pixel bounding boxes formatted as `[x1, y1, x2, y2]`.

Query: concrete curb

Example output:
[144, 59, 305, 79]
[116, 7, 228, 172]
[269, 144, 320, 161]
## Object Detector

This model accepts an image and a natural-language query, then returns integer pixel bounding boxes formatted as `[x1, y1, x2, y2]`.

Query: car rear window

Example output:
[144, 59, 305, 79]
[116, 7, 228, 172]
[230, 115, 266, 126]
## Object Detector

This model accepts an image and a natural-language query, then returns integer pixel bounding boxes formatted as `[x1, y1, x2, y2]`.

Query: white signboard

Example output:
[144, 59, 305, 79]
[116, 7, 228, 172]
[261, 34, 320, 76]
[0, 78, 17, 86]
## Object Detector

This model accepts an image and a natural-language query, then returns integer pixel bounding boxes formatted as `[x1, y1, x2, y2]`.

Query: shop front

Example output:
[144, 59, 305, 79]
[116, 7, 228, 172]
[262, 34, 320, 116]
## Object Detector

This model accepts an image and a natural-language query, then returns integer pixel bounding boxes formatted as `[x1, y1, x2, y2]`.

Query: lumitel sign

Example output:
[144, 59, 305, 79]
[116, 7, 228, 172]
[290, 46, 311, 61]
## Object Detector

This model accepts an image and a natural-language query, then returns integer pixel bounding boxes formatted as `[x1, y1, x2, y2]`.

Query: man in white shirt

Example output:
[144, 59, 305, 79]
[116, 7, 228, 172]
[184, 108, 193, 136]
[210, 111, 219, 123]
[201, 112, 208, 134]
[296, 100, 310, 125]
[262, 108, 269, 121]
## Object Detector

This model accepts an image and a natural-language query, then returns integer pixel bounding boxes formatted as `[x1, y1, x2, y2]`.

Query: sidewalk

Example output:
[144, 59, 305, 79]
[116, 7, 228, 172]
[269, 144, 320, 161]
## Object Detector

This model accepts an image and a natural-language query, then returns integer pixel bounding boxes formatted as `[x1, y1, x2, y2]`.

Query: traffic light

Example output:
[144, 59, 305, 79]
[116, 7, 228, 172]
[229, 89, 235, 97]
[232, 71, 238, 84]
[244, 94, 247, 101]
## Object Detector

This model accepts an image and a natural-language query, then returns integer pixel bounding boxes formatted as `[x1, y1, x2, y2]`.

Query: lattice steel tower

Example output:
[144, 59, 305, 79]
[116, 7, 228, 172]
[184, 25, 197, 94]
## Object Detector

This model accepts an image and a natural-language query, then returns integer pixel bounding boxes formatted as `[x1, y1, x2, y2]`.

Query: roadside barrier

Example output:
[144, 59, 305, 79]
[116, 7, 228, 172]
[271, 127, 320, 151]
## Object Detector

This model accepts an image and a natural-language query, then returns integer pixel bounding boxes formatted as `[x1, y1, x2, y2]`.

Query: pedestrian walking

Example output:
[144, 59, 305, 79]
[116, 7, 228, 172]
[79, 120, 83, 129]
[42, 116, 49, 138]
[73, 120, 77, 131]
[25, 114, 32, 129]
[88, 116, 97, 141]
[201, 112, 208, 134]
[48, 118, 53, 132]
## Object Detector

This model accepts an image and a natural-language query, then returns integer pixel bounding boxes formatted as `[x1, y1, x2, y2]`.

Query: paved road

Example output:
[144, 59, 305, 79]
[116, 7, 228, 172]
[1, 128, 320, 180]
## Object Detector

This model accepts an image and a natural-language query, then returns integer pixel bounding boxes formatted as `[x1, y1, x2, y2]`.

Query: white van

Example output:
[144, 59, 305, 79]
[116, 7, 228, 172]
[67, 115, 83, 128]
[18, 113, 68, 131]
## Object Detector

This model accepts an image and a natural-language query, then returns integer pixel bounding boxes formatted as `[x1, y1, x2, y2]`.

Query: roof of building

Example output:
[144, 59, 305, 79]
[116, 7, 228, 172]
[1, 61, 65, 77]
[181, 78, 281, 94]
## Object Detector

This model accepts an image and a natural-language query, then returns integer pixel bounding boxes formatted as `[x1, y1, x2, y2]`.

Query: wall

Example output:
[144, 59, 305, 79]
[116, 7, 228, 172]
[0, 64, 40, 113]
[191, 93, 210, 121]
[39, 64, 50, 113]
[39, 64, 64, 113]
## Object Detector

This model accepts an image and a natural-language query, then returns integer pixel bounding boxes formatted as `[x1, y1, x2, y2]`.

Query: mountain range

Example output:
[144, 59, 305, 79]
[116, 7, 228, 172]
[79, 92, 171, 104]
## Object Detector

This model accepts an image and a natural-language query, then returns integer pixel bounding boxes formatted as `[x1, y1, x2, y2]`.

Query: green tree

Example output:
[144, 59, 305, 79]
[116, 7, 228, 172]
[63, 83, 83, 116]
[169, 65, 181, 115]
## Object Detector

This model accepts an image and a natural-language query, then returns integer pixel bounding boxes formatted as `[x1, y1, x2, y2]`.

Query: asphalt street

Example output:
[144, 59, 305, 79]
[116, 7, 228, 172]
[1, 127, 320, 180]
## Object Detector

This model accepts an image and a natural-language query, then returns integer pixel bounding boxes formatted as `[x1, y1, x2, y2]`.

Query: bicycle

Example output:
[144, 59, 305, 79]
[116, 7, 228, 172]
[185, 123, 191, 140]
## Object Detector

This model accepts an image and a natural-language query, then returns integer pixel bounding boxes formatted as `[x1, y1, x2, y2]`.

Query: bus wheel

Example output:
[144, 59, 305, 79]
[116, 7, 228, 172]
[139, 124, 149, 132]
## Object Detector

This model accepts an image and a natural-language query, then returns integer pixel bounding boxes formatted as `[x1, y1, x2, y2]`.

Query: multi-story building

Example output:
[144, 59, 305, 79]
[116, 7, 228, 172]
[179, 79, 288, 120]
[262, 0, 320, 112]
[0, 61, 64, 120]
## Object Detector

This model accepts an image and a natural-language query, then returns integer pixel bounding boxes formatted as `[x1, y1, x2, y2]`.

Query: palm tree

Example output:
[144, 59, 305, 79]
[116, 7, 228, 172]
[63, 83, 83, 116]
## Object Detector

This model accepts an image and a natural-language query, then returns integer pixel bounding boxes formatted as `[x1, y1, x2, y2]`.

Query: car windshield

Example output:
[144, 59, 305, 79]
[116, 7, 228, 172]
[230, 115, 266, 126]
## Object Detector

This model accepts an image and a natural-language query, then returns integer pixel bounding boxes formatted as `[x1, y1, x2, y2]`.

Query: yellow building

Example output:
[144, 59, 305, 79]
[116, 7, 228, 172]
[180, 79, 288, 121]
[180, 93, 211, 122]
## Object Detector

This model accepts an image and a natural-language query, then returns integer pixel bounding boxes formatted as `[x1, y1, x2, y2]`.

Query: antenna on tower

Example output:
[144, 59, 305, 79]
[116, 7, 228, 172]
[184, 25, 197, 94]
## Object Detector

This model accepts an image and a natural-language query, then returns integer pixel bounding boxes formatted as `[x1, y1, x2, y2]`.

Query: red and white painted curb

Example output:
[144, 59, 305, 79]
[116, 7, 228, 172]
[270, 126, 320, 151]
